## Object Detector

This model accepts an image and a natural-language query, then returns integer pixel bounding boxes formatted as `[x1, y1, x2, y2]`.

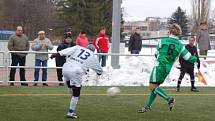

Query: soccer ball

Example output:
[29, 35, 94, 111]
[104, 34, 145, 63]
[106, 87, 120, 97]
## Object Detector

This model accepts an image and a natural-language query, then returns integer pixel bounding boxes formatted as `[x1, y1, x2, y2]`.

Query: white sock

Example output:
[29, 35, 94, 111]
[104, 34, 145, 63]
[69, 96, 79, 112]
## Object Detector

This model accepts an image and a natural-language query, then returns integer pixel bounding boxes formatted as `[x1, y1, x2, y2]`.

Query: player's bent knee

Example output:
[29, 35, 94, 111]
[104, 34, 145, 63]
[72, 86, 81, 97]
[149, 83, 158, 91]
[66, 81, 72, 88]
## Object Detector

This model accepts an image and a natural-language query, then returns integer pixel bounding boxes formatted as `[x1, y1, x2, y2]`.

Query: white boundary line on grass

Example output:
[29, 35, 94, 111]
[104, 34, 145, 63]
[1, 93, 215, 96]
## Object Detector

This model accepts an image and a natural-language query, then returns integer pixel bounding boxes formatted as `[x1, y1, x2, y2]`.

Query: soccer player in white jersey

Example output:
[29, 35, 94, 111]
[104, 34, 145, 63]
[51, 44, 103, 118]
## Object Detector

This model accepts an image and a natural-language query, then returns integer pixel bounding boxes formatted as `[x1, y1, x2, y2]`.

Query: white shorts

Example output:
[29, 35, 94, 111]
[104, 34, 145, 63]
[62, 63, 84, 87]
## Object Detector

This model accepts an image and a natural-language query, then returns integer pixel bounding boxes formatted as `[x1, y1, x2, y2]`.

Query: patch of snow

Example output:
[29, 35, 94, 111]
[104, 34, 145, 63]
[49, 46, 215, 87]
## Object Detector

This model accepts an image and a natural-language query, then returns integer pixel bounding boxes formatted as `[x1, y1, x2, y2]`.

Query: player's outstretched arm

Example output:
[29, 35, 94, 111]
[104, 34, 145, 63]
[188, 56, 197, 63]
[88, 56, 103, 75]
[180, 46, 197, 64]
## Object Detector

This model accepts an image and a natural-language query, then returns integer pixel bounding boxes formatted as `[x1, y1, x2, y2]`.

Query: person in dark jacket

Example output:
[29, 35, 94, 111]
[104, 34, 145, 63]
[128, 27, 142, 54]
[55, 33, 76, 86]
[176, 36, 200, 92]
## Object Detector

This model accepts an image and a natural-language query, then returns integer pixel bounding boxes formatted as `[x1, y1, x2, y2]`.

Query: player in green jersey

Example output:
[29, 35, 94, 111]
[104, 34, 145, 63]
[138, 24, 198, 113]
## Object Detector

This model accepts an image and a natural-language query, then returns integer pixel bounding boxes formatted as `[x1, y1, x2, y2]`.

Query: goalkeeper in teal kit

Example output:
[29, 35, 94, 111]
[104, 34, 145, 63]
[138, 24, 198, 113]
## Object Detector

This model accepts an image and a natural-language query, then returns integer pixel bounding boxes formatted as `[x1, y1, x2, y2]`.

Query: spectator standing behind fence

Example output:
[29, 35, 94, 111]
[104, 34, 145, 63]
[8, 26, 30, 86]
[128, 27, 142, 54]
[31, 31, 53, 86]
[56, 33, 76, 86]
[76, 31, 88, 48]
[196, 21, 211, 59]
[93, 27, 109, 67]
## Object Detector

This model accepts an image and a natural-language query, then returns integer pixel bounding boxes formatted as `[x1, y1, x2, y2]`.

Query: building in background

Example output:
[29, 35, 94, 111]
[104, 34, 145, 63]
[123, 17, 169, 39]
[124, 21, 149, 38]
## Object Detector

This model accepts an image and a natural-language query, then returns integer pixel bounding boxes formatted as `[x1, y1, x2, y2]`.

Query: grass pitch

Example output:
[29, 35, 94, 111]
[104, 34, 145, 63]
[0, 86, 215, 121]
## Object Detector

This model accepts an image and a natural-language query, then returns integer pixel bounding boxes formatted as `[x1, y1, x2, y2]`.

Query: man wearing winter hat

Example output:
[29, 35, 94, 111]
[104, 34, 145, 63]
[56, 33, 76, 86]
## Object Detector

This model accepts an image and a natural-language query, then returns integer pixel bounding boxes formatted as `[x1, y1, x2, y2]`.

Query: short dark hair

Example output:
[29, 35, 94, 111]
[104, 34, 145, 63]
[100, 26, 106, 31]
[135, 27, 140, 30]
[200, 21, 207, 25]
[80, 30, 87, 34]
[65, 27, 72, 32]
[189, 36, 195, 40]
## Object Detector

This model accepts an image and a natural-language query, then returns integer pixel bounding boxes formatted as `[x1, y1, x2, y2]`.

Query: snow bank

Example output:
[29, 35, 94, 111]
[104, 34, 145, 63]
[49, 46, 215, 87]
[83, 48, 215, 87]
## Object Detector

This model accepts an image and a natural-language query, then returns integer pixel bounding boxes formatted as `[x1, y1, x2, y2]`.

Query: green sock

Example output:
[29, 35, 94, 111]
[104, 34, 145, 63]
[146, 91, 157, 108]
[153, 87, 170, 102]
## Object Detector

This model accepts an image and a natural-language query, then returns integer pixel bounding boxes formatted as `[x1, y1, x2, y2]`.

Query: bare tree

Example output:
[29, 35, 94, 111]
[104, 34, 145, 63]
[191, 0, 211, 33]
[0, 0, 59, 40]
[0, 1, 4, 22]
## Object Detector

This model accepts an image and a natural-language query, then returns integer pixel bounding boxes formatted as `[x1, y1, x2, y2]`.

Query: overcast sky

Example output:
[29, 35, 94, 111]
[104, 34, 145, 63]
[122, 0, 215, 21]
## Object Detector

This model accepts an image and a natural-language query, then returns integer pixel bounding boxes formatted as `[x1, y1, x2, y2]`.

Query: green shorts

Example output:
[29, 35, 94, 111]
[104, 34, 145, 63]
[149, 65, 171, 84]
